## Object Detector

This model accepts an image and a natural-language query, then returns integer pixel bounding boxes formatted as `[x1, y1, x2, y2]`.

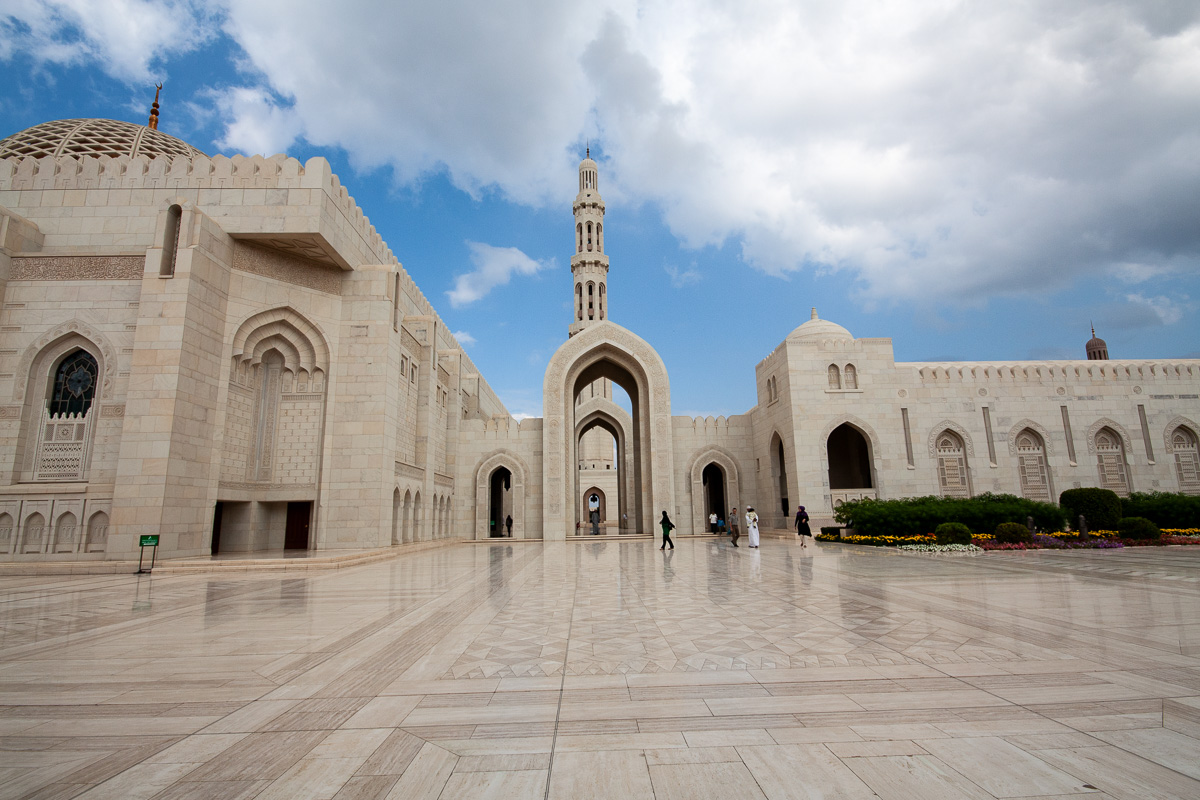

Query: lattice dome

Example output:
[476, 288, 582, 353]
[0, 118, 206, 161]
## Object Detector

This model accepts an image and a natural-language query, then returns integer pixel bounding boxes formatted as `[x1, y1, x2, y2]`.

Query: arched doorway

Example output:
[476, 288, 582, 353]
[702, 463, 727, 532]
[581, 486, 606, 534]
[574, 411, 630, 535]
[827, 423, 874, 507]
[769, 432, 790, 524]
[489, 466, 512, 537]
[543, 324, 675, 539]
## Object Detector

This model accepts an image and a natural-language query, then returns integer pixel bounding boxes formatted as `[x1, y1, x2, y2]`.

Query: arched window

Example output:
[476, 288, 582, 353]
[576, 284, 583, 321]
[1095, 427, 1130, 496]
[1172, 426, 1200, 494]
[598, 284, 605, 320]
[161, 203, 181, 277]
[844, 364, 858, 390]
[577, 223, 583, 253]
[1016, 429, 1051, 503]
[50, 350, 99, 416]
[587, 221, 593, 251]
[935, 431, 970, 498]
[587, 282, 595, 320]
[827, 364, 841, 390]
[597, 223, 603, 253]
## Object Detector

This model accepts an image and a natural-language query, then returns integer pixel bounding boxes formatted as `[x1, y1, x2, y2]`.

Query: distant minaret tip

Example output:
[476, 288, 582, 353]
[811, 308, 819, 320]
[148, 83, 162, 130]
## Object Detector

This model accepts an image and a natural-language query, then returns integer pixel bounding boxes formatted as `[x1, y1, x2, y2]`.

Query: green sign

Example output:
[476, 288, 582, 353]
[140, 535, 160, 547]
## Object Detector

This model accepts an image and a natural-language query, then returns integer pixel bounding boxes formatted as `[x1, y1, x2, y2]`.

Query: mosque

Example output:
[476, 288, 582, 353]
[0, 104, 1198, 562]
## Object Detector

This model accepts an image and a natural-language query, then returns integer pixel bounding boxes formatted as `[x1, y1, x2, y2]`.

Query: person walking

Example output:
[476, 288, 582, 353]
[659, 511, 675, 550]
[505, 514, 513, 537]
[709, 511, 718, 534]
[745, 507, 760, 548]
[794, 506, 811, 547]
[729, 507, 740, 547]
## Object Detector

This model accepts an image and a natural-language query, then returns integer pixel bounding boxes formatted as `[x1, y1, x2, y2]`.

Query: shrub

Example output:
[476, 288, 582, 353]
[1117, 516, 1161, 540]
[935, 522, 973, 545]
[833, 494, 1066, 539]
[1059, 488, 1122, 530]
[994, 521, 1032, 544]
[1121, 492, 1200, 529]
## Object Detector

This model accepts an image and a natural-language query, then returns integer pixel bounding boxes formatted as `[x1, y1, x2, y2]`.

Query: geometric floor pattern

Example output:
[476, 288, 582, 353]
[2, 536, 1199, 799]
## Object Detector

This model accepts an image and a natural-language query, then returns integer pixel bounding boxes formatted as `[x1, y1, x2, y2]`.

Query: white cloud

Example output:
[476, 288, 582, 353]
[1124, 293, 1185, 325]
[212, 86, 301, 155]
[208, 0, 1198, 305]
[451, 330, 476, 347]
[14, 0, 1198, 307]
[665, 263, 701, 288]
[0, 0, 215, 81]
[447, 242, 552, 307]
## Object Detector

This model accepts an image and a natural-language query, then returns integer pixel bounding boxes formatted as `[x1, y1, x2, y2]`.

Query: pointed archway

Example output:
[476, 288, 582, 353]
[543, 322, 674, 539]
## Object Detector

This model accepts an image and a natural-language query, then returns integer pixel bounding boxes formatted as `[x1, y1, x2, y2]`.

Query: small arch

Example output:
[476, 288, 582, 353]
[597, 223, 603, 253]
[1015, 428, 1053, 503]
[0, 512, 13, 554]
[402, 489, 413, 543]
[843, 363, 858, 390]
[413, 491, 423, 542]
[21, 512, 46, 554]
[934, 429, 971, 498]
[577, 222, 583, 253]
[1170, 425, 1200, 494]
[85, 511, 108, 552]
[587, 221, 593, 251]
[392, 488, 402, 545]
[475, 450, 531, 539]
[827, 364, 841, 390]
[575, 283, 583, 321]
[587, 282, 595, 320]
[54, 512, 78, 553]
[1094, 426, 1131, 496]
[598, 283, 606, 320]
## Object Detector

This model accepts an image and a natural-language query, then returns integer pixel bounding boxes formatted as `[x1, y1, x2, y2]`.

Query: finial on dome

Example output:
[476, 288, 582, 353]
[1091, 321, 1095, 337]
[811, 308, 819, 320]
[148, 83, 162, 130]
[586, 140, 590, 159]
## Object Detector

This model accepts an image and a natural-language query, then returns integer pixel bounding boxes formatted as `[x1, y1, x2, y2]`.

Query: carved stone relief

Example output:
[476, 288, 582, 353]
[10, 256, 142, 281]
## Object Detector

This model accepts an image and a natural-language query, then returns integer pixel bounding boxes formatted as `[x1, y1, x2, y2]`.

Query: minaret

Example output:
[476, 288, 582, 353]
[569, 148, 608, 336]
[1086, 324, 1109, 360]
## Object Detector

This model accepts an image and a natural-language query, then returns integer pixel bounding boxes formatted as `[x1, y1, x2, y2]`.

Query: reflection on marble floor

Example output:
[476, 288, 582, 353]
[2, 538, 1199, 799]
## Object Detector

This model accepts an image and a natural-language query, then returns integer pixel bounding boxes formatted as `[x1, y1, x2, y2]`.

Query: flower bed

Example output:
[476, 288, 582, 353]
[819, 527, 1200, 551]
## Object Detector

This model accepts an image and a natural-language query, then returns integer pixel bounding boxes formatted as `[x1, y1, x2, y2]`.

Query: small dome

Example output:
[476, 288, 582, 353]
[788, 308, 853, 342]
[0, 118, 206, 161]
[1086, 326, 1109, 360]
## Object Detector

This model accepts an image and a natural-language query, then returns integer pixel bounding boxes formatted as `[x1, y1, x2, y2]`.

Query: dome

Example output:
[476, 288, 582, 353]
[1086, 325, 1109, 360]
[788, 308, 853, 342]
[0, 118, 206, 161]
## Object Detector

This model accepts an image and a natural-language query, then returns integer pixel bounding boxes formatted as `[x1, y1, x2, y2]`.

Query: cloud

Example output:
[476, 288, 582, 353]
[0, 0, 216, 82]
[447, 242, 552, 307]
[664, 263, 701, 288]
[212, 86, 301, 155]
[451, 330, 476, 346]
[14, 0, 1198, 308]
[1123, 293, 1185, 325]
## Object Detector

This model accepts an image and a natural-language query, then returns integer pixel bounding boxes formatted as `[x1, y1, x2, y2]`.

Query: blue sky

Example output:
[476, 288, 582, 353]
[2, 1, 1198, 419]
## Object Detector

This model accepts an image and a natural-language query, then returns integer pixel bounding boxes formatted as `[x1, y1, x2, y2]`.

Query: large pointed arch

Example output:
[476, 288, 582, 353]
[543, 321, 674, 539]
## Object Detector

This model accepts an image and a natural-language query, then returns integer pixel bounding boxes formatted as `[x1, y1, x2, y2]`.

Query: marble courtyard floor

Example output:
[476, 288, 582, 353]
[2, 538, 1200, 799]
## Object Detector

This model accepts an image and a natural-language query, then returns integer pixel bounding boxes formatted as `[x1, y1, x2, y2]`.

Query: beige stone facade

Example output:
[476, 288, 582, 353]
[1, 121, 1197, 560]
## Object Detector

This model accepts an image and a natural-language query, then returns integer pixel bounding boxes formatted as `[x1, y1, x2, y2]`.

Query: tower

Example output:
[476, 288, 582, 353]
[569, 149, 608, 336]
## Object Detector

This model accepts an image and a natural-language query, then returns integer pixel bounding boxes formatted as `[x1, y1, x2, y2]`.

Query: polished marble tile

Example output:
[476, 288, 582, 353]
[1, 540, 1198, 799]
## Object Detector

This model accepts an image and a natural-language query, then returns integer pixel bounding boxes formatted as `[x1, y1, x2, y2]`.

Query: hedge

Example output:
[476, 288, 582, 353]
[1120, 492, 1200, 529]
[832, 493, 1067, 538]
[1059, 488, 1121, 530]
[1117, 516, 1161, 540]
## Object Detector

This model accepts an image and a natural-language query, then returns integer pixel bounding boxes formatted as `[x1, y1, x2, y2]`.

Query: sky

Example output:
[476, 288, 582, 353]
[1, 0, 1198, 419]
